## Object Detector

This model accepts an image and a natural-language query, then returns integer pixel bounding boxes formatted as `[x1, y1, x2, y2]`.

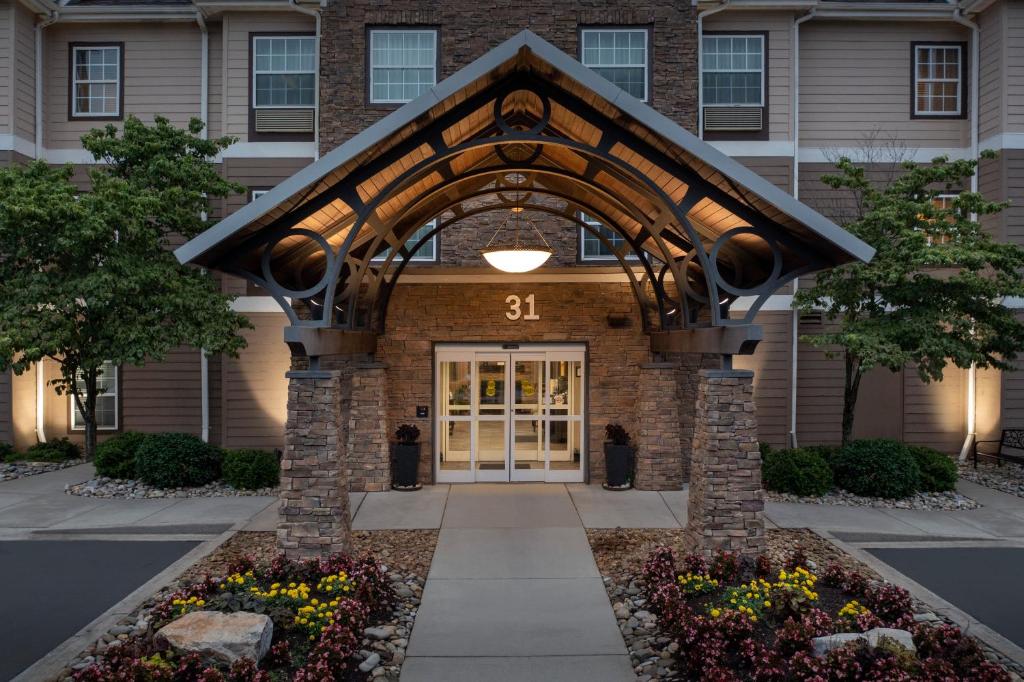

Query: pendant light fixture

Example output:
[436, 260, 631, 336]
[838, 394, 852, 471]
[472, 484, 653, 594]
[480, 193, 553, 273]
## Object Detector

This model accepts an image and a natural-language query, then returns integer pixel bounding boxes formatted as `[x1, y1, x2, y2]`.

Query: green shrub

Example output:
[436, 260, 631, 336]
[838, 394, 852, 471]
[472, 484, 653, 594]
[222, 449, 279, 490]
[908, 445, 958, 492]
[134, 433, 222, 488]
[801, 445, 839, 463]
[94, 431, 147, 479]
[25, 437, 82, 462]
[831, 439, 921, 499]
[758, 441, 773, 458]
[763, 447, 834, 496]
[0, 442, 16, 462]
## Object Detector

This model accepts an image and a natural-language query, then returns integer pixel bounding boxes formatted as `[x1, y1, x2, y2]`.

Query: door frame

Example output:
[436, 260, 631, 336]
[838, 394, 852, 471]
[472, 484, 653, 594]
[432, 342, 589, 483]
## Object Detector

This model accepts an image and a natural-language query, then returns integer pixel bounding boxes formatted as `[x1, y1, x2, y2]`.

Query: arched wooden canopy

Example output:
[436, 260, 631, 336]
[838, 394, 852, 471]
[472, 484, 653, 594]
[176, 30, 872, 366]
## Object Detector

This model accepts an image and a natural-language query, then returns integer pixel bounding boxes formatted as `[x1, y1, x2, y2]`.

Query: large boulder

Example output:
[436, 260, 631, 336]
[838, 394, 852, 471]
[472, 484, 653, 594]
[155, 611, 273, 665]
[812, 628, 916, 658]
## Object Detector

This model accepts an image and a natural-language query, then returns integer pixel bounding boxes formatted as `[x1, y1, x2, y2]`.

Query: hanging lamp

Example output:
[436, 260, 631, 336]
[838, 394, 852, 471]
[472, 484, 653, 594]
[480, 194, 553, 273]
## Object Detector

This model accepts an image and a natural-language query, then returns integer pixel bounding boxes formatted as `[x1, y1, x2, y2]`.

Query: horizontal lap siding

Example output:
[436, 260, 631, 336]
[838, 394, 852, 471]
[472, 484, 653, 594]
[121, 348, 203, 435]
[732, 310, 791, 448]
[978, 3, 1005, 142]
[223, 156, 313, 216]
[0, 370, 11, 445]
[13, 2, 34, 142]
[902, 366, 964, 454]
[222, 312, 289, 450]
[705, 10, 792, 141]
[734, 156, 792, 194]
[795, 324, 843, 446]
[0, 1, 11, 134]
[1004, 150, 1024, 247]
[800, 21, 970, 150]
[208, 23, 224, 140]
[46, 23, 202, 150]
[1007, 3, 1024, 133]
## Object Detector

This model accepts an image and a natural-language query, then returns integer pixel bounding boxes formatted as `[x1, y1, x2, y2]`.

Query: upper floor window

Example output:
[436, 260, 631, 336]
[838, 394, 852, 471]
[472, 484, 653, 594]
[250, 189, 269, 201]
[253, 36, 316, 108]
[580, 28, 648, 101]
[71, 44, 122, 118]
[71, 361, 119, 431]
[579, 213, 636, 262]
[372, 220, 438, 262]
[368, 29, 438, 104]
[701, 35, 763, 106]
[913, 44, 964, 117]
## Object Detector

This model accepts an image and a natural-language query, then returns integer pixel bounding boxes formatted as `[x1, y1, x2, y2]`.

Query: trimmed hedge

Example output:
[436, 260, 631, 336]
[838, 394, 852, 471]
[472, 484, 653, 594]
[94, 431, 147, 479]
[222, 449, 280, 490]
[831, 439, 921, 499]
[134, 433, 222, 488]
[25, 437, 82, 462]
[763, 447, 834, 497]
[908, 445, 958, 492]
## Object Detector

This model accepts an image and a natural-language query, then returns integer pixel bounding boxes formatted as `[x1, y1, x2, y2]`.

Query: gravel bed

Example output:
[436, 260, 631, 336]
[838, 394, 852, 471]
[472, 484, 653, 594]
[1, 459, 84, 482]
[765, 488, 980, 510]
[57, 529, 439, 681]
[587, 528, 1021, 681]
[65, 476, 277, 498]
[959, 461, 1024, 500]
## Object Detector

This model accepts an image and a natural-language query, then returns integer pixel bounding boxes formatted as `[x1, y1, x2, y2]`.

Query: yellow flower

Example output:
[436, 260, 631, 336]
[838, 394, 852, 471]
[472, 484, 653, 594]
[711, 608, 721, 618]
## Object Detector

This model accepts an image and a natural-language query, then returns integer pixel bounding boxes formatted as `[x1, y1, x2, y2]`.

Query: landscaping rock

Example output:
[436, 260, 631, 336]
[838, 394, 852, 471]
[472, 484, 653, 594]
[812, 633, 867, 657]
[865, 627, 916, 653]
[66, 476, 276, 499]
[1, 459, 83, 482]
[359, 652, 381, 672]
[155, 611, 273, 665]
[765, 488, 979, 511]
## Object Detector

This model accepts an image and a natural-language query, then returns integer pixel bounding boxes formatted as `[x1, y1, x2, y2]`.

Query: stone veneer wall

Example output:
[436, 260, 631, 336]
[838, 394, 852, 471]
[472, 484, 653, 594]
[378, 281, 653, 483]
[634, 363, 682, 490]
[345, 363, 391, 492]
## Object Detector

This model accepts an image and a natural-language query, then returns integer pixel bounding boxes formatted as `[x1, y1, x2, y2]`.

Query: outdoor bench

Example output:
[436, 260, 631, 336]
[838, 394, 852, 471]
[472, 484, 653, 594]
[973, 429, 1024, 467]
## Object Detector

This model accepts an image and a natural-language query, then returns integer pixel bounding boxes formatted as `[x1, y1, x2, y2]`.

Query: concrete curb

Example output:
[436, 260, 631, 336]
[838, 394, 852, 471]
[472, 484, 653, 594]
[818, 530, 1024, 668]
[11, 528, 239, 682]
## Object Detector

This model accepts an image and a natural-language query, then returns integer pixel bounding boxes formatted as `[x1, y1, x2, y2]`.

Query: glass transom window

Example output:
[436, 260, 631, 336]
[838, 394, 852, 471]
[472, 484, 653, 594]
[580, 29, 648, 101]
[914, 44, 962, 116]
[372, 220, 438, 262]
[701, 35, 764, 106]
[579, 213, 634, 261]
[72, 45, 121, 117]
[71, 361, 118, 430]
[369, 29, 438, 104]
[253, 36, 316, 108]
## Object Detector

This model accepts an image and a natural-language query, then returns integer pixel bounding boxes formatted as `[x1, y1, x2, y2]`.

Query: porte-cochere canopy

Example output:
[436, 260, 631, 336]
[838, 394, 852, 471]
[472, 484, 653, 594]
[176, 30, 873, 357]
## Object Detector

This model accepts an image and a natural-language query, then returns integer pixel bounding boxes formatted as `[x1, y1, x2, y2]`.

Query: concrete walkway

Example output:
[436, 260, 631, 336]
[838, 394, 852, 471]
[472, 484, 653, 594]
[402, 484, 634, 682]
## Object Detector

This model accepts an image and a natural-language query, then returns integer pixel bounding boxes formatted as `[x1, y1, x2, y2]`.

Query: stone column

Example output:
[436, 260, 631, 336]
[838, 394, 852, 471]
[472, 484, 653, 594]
[634, 362, 682, 490]
[684, 368, 765, 557]
[278, 371, 352, 559]
[346, 363, 390, 492]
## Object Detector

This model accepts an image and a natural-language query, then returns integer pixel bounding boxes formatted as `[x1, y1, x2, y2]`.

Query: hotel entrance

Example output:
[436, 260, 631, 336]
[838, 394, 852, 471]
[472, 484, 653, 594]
[434, 344, 586, 483]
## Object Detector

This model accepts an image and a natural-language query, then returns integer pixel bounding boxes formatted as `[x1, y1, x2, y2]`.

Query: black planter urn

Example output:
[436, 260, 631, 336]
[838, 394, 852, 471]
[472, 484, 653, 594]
[604, 442, 633, 489]
[392, 442, 421, 489]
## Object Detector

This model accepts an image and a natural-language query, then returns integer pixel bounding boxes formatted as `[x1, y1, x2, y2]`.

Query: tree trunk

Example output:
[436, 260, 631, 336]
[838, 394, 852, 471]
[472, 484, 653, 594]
[71, 369, 99, 460]
[841, 352, 864, 446]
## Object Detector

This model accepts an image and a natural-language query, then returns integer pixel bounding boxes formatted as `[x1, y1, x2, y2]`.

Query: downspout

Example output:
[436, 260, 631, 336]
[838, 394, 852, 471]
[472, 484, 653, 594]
[697, 0, 730, 139]
[35, 359, 46, 443]
[789, 8, 815, 448]
[197, 8, 211, 443]
[953, 8, 980, 461]
[35, 9, 60, 159]
[289, 0, 321, 158]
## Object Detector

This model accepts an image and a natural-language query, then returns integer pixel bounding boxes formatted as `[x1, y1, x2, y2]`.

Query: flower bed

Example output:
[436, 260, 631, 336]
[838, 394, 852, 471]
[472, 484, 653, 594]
[68, 530, 437, 681]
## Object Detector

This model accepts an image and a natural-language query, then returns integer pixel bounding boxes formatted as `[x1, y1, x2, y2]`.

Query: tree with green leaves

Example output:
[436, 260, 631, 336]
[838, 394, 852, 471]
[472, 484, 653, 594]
[794, 151, 1024, 446]
[0, 116, 251, 458]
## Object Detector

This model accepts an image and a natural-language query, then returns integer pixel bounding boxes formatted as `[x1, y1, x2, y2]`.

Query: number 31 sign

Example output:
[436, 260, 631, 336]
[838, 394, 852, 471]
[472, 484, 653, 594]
[505, 293, 540, 321]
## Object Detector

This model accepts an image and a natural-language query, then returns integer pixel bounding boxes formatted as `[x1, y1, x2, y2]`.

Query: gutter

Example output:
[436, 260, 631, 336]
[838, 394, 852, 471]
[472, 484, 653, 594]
[696, 0, 730, 139]
[197, 8, 211, 443]
[35, 359, 46, 443]
[288, 0, 320, 158]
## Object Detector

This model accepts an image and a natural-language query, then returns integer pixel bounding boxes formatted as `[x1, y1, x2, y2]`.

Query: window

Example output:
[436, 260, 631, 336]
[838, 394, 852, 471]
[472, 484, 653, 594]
[250, 189, 269, 201]
[579, 213, 635, 262]
[701, 35, 764, 106]
[372, 220, 438, 262]
[71, 44, 122, 118]
[924, 193, 959, 245]
[368, 29, 437, 104]
[252, 36, 316, 108]
[913, 44, 963, 117]
[70, 362, 118, 430]
[580, 29, 648, 101]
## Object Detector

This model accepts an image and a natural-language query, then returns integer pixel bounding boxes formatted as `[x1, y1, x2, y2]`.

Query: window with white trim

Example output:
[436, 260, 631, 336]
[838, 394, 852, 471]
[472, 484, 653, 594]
[913, 44, 962, 117]
[579, 213, 635, 262]
[251, 189, 269, 201]
[71, 45, 122, 117]
[371, 220, 438, 262]
[252, 36, 316, 108]
[580, 29, 648, 101]
[369, 29, 438, 104]
[701, 35, 764, 106]
[71, 361, 118, 430]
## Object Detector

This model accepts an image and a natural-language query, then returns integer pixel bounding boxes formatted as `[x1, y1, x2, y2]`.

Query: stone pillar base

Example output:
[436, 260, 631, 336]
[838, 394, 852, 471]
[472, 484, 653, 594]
[634, 362, 682, 490]
[684, 368, 765, 557]
[278, 371, 352, 559]
[346, 363, 390, 492]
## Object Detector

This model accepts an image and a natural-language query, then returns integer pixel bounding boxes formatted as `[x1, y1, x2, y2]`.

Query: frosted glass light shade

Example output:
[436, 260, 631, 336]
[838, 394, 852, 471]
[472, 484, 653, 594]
[481, 247, 553, 273]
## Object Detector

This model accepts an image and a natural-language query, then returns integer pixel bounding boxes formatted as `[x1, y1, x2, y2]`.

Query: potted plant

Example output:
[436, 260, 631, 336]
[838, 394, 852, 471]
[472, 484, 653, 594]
[392, 424, 422, 491]
[604, 423, 634, 490]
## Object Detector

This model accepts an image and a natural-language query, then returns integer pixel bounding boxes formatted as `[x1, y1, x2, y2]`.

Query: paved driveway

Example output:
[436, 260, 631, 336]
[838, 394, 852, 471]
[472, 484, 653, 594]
[0, 540, 198, 681]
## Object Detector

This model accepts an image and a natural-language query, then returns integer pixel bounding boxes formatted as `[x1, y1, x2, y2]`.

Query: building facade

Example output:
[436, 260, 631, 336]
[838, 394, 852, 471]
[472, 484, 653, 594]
[0, 0, 1018, 491]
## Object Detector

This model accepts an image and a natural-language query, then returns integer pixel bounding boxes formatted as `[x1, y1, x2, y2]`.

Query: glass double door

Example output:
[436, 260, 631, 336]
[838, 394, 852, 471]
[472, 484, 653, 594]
[436, 345, 585, 483]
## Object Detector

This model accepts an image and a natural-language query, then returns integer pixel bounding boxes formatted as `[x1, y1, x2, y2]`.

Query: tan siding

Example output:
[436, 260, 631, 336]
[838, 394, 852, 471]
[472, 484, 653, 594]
[902, 366, 964, 454]
[978, 3, 1005, 141]
[979, 153, 1007, 242]
[0, 0, 11, 134]
[208, 354, 223, 447]
[13, 2, 34, 143]
[1003, 149, 1024, 248]
[1007, 1, 1024, 133]
[207, 21, 223, 140]
[800, 21, 970, 149]
[705, 10, 792, 141]
[222, 312, 289, 450]
[223, 12, 314, 141]
[734, 156, 792, 193]
[121, 348, 203, 435]
[852, 367, 902, 441]
[732, 310, 791, 448]
[0, 369, 11, 445]
[223, 156, 312, 216]
[795, 327, 843, 446]
[45, 22, 202, 149]
[10, 367, 35, 450]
